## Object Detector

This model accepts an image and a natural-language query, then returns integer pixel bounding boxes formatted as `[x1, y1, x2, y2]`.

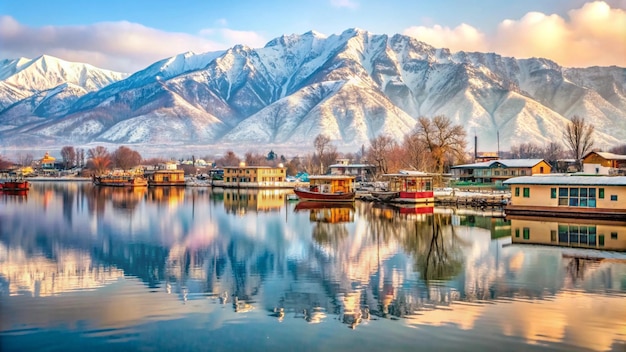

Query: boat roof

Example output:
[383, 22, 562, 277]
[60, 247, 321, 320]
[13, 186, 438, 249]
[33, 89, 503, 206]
[503, 175, 626, 186]
[451, 159, 546, 169]
[309, 175, 355, 180]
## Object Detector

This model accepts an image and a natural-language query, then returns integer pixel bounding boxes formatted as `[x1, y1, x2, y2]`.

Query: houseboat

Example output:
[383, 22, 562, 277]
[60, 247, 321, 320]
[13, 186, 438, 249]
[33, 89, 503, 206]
[372, 171, 434, 203]
[145, 163, 186, 187]
[93, 174, 148, 187]
[294, 175, 356, 202]
[0, 178, 30, 191]
[503, 175, 626, 220]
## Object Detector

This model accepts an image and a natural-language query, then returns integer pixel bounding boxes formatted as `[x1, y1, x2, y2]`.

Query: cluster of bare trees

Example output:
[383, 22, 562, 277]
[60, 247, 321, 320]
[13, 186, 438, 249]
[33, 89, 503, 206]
[84, 145, 143, 175]
[365, 115, 468, 179]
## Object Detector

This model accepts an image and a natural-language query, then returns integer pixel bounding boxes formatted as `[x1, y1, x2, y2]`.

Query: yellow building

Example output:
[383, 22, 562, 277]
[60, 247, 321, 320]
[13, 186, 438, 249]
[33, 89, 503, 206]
[582, 151, 626, 175]
[221, 165, 288, 188]
[145, 162, 186, 186]
[504, 175, 626, 219]
[510, 217, 626, 252]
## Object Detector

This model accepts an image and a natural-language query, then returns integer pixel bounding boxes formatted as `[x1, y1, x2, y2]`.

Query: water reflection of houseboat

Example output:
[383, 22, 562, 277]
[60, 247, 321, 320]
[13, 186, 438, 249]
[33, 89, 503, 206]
[504, 175, 626, 220]
[509, 216, 626, 252]
[147, 186, 185, 205]
[295, 202, 355, 223]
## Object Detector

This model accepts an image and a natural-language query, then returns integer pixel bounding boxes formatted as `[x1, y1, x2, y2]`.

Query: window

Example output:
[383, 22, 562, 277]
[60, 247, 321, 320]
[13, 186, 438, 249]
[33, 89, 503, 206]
[523, 228, 530, 240]
[521, 170, 526, 175]
[515, 229, 520, 238]
[515, 187, 519, 197]
[551, 188, 557, 199]
[551, 230, 557, 242]
[523, 187, 530, 197]
[540, 167, 544, 173]
[610, 195, 618, 201]
[611, 232, 618, 240]
[599, 188, 604, 199]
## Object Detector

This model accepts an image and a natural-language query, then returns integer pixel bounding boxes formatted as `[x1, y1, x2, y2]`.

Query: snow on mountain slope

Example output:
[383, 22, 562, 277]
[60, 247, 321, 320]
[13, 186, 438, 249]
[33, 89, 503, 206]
[1, 29, 624, 153]
[0, 55, 126, 112]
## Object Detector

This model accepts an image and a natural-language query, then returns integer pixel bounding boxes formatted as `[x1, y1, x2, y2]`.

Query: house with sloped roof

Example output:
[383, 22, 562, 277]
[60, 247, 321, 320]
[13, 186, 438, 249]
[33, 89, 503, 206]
[582, 151, 626, 175]
[451, 159, 551, 183]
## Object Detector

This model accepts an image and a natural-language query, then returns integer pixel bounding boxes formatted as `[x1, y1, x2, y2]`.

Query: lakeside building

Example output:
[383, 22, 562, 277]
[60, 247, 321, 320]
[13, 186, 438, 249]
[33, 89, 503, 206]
[582, 152, 626, 175]
[144, 162, 186, 187]
[503, 175, 626, 220]
[328, 159, 376, 181]
[451, 159, 551, 183]
[217, 165, 290, 188]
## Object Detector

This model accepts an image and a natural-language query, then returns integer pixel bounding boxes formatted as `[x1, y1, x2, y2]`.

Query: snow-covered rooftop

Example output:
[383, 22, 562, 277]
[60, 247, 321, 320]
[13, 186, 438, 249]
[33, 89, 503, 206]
[452, 159, 546, 169]
[503, 175, 626, 186]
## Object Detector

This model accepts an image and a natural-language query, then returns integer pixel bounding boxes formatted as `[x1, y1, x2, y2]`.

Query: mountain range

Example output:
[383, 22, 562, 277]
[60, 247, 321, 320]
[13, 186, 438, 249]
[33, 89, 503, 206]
[1, 28, 625, 155]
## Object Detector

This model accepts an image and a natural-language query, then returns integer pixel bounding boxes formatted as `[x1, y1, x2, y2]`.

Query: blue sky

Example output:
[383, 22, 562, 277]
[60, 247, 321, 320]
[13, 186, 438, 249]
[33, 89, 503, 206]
[1, 0, 625, 72]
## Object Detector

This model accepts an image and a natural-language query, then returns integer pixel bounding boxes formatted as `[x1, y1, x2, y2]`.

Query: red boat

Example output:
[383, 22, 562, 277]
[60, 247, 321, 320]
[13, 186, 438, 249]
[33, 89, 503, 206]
[294, 175, 356, 202]
[1, 179, 30, 191]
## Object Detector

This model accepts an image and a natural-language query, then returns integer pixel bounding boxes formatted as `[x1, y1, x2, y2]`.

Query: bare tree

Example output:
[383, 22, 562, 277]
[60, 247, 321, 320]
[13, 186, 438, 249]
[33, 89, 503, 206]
[111, 146, 142, 171]
[543, 142, 564, 169]
[563, 115, 594, 170]
[0, 155, 13, 170]
[16, 153, 33, 167]
[314, 134, 332, 172]
[216, 150, 241, 167]
[510, 143, 543, 159]
[60, 146, 77, 170]
[413, 115, 467, 177]
[367, 134, 396, 176]
[87, 146, 111, 175]
[609, 144, 626, 155]
[402, 132, 430, 171]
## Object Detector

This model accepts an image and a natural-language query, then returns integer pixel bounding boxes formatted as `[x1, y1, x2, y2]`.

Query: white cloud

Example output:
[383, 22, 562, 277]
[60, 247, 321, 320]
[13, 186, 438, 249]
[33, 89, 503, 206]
[403, 1, 626, 67]
[0, 16, 263, 73]
[403, 23, 488, 53]
[330, 0, 359, 10]
[198, 28, 267, 49]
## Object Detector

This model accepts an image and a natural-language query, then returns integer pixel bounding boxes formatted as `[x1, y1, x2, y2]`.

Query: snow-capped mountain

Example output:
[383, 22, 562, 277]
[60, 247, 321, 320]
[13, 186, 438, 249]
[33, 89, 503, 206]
[1, 29, 624, 152]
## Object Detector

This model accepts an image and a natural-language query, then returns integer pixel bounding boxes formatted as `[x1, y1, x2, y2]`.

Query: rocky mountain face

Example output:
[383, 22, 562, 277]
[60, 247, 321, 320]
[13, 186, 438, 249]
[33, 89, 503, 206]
[1, 29, 624, 153]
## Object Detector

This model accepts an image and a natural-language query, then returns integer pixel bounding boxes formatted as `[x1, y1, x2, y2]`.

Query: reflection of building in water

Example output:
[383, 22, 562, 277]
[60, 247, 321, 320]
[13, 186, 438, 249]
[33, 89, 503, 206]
[95, 186, 147, 210]
[0, 243, 124, 297]
[222, 189, 287, 214]
[510, 217, 626, 251]
[146, 186, 185, 206]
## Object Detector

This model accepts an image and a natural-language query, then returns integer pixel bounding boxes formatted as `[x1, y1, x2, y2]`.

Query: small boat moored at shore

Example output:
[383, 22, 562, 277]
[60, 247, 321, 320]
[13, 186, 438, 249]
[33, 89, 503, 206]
[372, 171, 435, 204]
[294, 175, 356, 202]
[1, 178, 30, 192]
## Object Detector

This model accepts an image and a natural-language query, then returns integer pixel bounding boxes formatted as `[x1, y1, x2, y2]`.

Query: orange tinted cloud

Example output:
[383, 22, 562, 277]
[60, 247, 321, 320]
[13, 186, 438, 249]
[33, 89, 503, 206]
[404, 1, 626, 67]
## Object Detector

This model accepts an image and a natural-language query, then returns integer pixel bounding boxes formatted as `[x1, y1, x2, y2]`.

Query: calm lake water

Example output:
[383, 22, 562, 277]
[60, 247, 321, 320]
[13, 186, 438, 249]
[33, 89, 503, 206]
[1, 182, 625, 352]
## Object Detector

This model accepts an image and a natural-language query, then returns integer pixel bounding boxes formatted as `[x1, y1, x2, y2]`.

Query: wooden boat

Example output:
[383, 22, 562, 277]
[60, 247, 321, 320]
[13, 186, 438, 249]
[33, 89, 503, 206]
[374, 171, 435, 203]
[145, 168, 186, 187]
[1, 179, 30, 191]
[93, 174, 148, 187]
[294, 175, 356, 202]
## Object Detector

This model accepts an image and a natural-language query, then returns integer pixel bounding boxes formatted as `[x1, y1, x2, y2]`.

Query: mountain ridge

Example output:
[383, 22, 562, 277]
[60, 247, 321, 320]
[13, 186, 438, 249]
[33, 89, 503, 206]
[1, 28, 624, 154]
